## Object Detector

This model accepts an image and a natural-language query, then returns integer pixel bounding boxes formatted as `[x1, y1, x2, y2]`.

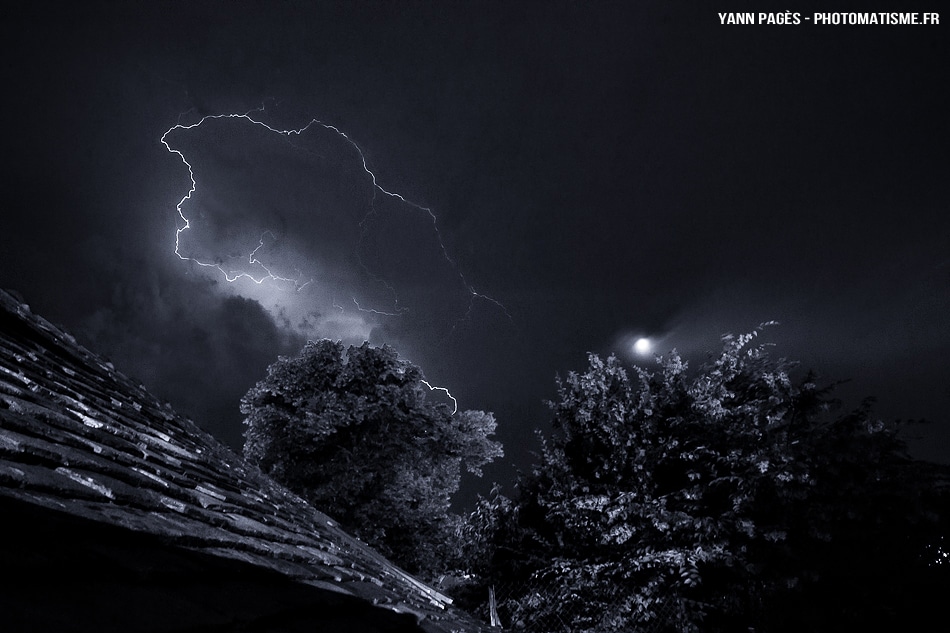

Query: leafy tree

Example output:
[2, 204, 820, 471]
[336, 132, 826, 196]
[241, 339, 503, 576]
[464, 326, 948, 632]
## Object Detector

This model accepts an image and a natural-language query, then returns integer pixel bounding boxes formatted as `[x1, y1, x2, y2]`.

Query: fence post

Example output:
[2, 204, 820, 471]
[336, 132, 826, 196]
[489, 585, 503, 628]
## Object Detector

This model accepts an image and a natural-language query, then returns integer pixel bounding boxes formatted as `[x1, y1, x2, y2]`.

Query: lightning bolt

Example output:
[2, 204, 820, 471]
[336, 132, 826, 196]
[162, 106, 513, 417]
[162, 118, 300, 287]
[161, 107, 510, 321]
[351, 298, 402, 317]
[421, 380, 458, 415]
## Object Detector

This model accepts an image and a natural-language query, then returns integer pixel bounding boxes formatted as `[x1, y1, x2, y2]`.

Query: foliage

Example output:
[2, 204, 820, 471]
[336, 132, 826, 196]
[241, 339, 502, 576]
[464, 326, 949, 632]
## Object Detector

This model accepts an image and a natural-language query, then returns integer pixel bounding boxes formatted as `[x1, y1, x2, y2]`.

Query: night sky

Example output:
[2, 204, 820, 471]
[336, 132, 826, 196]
[2, 1, 948, 504]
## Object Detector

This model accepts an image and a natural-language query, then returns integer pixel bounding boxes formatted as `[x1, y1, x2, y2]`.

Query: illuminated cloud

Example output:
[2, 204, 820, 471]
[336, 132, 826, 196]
[161, 109, 508, 349]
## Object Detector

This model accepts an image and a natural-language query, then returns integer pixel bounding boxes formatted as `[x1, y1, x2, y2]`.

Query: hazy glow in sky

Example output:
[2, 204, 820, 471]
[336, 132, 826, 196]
[634, 337, 652, 356]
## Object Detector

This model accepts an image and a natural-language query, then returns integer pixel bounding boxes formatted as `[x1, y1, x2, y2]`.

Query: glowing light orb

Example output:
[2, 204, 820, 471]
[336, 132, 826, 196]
[634, 337, 652, 355]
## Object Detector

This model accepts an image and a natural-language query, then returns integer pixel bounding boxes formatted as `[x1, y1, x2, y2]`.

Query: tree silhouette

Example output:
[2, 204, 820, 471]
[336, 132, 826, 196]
[242, 339, 502, 576]
[465, 326, 948, 632]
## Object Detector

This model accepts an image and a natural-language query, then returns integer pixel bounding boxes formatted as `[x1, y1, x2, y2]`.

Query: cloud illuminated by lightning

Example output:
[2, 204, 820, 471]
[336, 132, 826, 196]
[161, 108, 510, 320]
[161, 106, 505, 415]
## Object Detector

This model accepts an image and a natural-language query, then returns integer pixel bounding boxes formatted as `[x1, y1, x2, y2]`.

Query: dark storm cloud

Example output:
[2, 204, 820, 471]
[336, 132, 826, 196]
[162, 110, 490, 352]
[79, 265, 302, 449]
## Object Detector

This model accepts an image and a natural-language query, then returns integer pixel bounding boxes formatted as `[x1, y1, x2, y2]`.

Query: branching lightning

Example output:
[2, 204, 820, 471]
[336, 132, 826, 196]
[161, 108, 510, 320]
[163, 116, 302, 288]
[351, 298, 402, 317]
[161, 106, 503, 416]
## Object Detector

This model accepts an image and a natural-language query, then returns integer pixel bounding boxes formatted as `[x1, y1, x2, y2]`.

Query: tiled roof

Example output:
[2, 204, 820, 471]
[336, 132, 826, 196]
[0, 289, 487, 632]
